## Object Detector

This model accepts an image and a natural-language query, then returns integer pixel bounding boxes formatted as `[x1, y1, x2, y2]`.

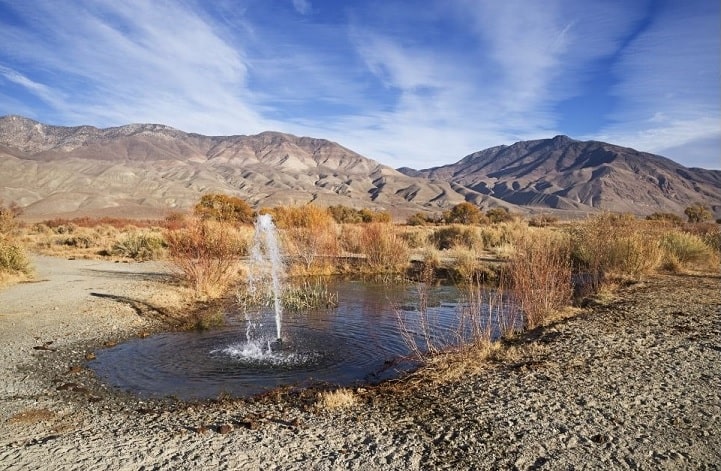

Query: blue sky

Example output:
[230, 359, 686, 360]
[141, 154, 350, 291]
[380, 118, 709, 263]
[0, 0, 718, 169]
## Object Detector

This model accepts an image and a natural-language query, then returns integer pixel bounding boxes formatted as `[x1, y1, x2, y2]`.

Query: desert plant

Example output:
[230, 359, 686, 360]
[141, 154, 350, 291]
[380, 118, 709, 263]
[505, 231, 572, 330]
[430, 225, 480, 250]
[111, 232, 166, 261]
[0, 239, 30, 277]
[646, 212, 683, 225]
[265, 205, 339, 274]
[0, 201, 22, 235]
[486, 207, 514, 223]
[569, 213, 662, 291]
[406, 212, 431, 226]
[660, 231, 719, 272]
[165, 219, 249, 298]
[358, 223, 409, 273]
[684, 203, 713, 223]
[443, 202, 485, 225]
[528, 213, 559, 227]
[194, 193, 254, 224]
[0, 201, 31, 281]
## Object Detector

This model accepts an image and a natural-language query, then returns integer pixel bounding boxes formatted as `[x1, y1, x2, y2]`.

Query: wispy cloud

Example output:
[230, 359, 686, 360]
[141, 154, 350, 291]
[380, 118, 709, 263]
[0, 0, 276, 133]
[595, 1, 720, 168]
[0, 0, 717, 169]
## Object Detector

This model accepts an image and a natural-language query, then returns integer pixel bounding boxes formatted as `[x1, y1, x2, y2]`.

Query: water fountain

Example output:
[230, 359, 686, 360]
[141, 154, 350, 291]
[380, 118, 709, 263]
[246, 213, 285, 344]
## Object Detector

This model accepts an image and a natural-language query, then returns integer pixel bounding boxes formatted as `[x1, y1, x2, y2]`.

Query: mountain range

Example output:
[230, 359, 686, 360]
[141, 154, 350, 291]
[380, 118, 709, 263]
[1, 115, 719, 220]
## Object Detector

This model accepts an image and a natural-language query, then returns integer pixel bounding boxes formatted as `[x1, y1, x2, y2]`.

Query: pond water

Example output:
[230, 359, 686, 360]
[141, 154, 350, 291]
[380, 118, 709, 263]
[89, 280, 506, 400]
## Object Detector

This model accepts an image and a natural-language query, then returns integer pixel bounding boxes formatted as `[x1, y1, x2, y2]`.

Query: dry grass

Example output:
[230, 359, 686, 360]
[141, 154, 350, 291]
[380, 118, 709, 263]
[8, 407, 56, 424]
[660, 230, 720, 273]
[506, 230, 572, 330]
[1, 202, 32, 283]
[316, 388, 358, 410]
[358, 223, 409, 273]
[165, 218, 250, 299]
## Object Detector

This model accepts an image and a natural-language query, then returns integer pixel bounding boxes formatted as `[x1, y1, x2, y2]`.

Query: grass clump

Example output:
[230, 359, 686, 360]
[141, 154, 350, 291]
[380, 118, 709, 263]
[282, 279, 338, 311]
[316, 388, 358, 410]
[660, 231, 720, 272]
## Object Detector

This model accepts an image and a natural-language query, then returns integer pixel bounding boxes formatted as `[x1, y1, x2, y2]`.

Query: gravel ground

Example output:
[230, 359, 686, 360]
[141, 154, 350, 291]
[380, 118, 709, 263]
[1, 256, 719, 470]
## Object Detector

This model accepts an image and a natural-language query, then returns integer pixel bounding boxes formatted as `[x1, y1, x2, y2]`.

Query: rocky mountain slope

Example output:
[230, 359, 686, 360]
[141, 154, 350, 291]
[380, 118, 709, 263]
[400, 135, 721, 218]
[0, 115, 500, 219]
[1, 115, 718, 220]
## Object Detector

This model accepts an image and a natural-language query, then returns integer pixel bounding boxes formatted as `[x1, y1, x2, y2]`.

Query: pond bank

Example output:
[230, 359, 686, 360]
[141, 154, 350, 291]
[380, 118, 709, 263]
[1, 256, 719, 469]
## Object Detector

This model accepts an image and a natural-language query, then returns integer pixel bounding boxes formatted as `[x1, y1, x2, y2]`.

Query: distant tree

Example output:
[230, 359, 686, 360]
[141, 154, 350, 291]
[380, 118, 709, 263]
[444, 202, 484, 224]
[645, 212, 683, 225]
[684, 204, 712, 223]
[486, 207, 514, 224]
[194, 194, 254, 224]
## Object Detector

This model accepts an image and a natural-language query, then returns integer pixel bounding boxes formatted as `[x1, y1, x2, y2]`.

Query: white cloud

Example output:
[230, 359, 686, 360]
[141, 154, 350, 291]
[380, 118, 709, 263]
[0, 0, 277, 134]
[292, 0, 311, 15]
[0, 0, 716, 170]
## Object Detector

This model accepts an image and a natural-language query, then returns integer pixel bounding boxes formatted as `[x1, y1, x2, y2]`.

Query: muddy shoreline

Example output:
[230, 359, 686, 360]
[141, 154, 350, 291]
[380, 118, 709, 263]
[1, 256, 719, 469]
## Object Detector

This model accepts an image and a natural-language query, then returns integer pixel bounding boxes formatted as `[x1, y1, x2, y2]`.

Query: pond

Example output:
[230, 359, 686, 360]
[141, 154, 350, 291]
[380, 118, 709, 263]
[89, 280, 510, 400]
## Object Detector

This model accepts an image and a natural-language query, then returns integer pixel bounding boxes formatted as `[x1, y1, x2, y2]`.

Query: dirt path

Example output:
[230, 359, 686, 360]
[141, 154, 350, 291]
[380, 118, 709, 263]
[1, 257, 719, 469]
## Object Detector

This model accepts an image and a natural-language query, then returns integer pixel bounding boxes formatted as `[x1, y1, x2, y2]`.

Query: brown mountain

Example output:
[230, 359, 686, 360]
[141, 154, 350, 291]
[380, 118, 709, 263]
[400, 135, 721, 218]
[1, 116, 718, 220]
[0, 115, 501, 220]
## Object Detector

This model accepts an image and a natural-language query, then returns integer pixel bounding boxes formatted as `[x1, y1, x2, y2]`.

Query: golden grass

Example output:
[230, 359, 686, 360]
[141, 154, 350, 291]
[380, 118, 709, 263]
[8, 407, 56, 424]
[316, 388, 358, 410]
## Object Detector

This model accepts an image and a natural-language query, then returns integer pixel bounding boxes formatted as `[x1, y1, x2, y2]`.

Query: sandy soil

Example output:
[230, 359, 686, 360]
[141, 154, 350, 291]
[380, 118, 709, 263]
[1, 256, 719, 470]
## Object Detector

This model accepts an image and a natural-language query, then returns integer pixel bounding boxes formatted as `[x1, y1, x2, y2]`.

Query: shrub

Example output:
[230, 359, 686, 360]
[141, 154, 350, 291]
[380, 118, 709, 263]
[486, 207, 514, 223]
[112, 232, 166, 261]
[569, 213, 662, 291]
[443, 202, 485, 225]
[505, 231, 572, 330]
[646, 212, 683, 225]
[528, 214, 559, 227]
[406, 212, 430, 226]
[194, 194, 254, 224]
[684, 203, 713, 223]
[0, 201, 31, 281]
[0, 201, 22, 235]
[430, 225, 480, 250]
[264, 205, 338, 274]
[328, 205, 362, 224]
[359, 223, 409, 273]
[0, 239, 30, 276]
[165, 219, 249, 298]
[660, 231, 719, 272]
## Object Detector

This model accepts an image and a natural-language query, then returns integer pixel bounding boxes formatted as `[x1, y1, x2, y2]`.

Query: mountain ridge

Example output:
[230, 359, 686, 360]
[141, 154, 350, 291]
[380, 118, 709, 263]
[1, 115, 718, 220]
